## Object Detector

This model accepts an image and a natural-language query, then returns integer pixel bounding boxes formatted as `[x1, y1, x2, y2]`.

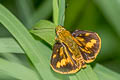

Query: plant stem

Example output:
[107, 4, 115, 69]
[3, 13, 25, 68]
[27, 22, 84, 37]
[58, 0, 65, 26]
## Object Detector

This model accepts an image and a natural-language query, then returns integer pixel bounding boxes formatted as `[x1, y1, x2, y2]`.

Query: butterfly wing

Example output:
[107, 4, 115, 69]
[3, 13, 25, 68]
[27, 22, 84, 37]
[50, 42, 81, 74]
[72, 30, 101, 63]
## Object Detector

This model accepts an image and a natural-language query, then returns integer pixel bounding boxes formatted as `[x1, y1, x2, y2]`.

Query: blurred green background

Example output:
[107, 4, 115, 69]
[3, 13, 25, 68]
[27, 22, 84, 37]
[0, 0, 120, 78]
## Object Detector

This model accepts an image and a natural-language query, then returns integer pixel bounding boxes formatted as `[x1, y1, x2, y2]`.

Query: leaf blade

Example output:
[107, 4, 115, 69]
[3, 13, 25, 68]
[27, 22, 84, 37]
[58, 0, 65, 26]
[0, 58, 39, 80]
[0, 38, 24, 53]
[0, 4, 59, 80]
[94, 64, 120, 80]
[53, 0, 59, 25]
[30, 20, 56, 46]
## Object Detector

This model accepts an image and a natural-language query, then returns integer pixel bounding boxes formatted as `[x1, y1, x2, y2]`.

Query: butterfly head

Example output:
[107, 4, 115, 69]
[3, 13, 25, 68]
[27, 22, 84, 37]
[55, 26, 66, 36]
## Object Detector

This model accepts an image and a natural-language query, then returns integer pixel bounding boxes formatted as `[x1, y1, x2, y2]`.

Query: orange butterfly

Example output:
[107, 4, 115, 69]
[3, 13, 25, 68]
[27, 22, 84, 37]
[50, 26, 101, 74]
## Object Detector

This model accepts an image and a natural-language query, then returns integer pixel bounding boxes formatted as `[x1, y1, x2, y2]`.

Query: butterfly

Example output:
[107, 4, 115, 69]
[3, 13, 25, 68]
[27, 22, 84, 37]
[50, 26, 101, 74]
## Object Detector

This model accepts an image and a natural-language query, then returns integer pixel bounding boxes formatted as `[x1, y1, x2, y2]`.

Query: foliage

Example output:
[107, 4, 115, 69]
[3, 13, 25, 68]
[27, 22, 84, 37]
[0, 0, 120, 80]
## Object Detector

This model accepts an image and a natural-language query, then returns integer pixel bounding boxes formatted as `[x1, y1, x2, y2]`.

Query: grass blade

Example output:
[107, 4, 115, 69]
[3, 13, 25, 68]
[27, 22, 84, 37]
[0, 53, 22, 64]
[30, 20, 56, 46]
[0, 4, 60, 80]
[58, 0, 65, 26]
[53, 0, 59, 25]
[0, 58, 39, 80]
[76, 65, 99, 80]
[94, 64, 120, 80]
[0, 70, 18, 80]
[0, 38, 24, 53]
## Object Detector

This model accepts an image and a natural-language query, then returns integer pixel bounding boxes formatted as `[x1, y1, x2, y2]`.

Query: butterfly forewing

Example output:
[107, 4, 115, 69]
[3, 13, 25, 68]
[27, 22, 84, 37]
[72, 30, 101, 63]
[50, 42, 81, 74]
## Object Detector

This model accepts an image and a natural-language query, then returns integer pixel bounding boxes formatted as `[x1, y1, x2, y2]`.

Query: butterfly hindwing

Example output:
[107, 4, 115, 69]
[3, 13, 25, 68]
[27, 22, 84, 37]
[50, 42, 81, 74]
[72, 30, 101, 63]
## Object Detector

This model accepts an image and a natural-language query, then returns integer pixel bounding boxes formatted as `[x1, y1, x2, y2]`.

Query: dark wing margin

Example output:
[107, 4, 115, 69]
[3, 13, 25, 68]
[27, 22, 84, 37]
[72, 30, 101, 63]
[50, 42, 81, 74]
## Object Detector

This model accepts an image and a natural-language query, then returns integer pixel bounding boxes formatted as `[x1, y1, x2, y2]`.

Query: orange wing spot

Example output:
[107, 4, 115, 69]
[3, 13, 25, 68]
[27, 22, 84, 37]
[60, 47, 64, 56]
[53, 54, 57, 59]
[67, 58, 71, 62]
[61, 59, 67, 66]
[86, 39, 96, 48]
[81, 48, 90, 53]
[57, 58, 73, 68]
[76, 37, 85, 42]
[85, 33, 90, 36]
[79, 34, 82, 36]
[67, 58, 74, 66]
[56, 61, 61, 68]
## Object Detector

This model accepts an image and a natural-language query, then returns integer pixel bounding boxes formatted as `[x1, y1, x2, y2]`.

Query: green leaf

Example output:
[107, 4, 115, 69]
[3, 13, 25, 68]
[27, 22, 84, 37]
[58, 0, 65, 26]
[0, 38, 24, 53]
[76, 65, 99, 80]
[30, 20, 56, 46]
[53, 0, 59, 25]
[0, 58, 39, 80]
[0, 4, 59, 80]
[0, 53, 22, 64]
[0, 70, 18, 80]
[94, 0, 120, 36]
[94, 64, 120, 80]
